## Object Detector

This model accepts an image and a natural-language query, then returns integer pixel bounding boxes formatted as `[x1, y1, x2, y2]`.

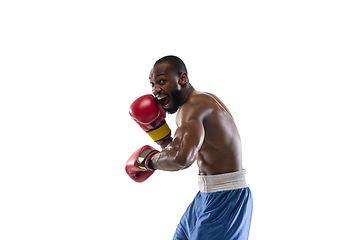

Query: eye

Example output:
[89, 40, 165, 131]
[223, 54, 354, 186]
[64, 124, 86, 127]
[159, 79, 166, 85]
[150, 82, 154, 88]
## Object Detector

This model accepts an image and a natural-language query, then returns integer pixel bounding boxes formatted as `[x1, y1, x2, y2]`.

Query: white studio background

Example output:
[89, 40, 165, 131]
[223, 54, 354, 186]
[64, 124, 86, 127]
[1, 1, 359, 239]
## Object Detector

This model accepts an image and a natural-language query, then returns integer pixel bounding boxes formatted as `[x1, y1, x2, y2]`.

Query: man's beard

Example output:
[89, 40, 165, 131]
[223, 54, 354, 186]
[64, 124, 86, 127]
[164, 90, 181, 114]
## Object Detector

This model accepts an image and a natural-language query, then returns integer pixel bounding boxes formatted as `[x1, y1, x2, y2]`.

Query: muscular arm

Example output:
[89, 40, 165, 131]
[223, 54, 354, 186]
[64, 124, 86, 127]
[149, 119, 205, 171]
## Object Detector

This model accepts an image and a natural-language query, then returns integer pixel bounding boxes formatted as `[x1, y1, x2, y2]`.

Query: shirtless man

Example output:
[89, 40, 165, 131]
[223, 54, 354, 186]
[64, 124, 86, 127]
[126, 56, 253, 240]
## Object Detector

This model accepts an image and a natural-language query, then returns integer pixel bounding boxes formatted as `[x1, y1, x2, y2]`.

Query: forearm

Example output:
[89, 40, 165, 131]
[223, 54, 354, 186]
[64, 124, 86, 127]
[149, 135, 199, 171]
[149, 144, 186, 171]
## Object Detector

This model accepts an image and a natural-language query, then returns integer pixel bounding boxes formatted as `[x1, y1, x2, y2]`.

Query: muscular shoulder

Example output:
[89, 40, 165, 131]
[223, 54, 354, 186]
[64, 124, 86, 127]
[176, 91, 220, 125]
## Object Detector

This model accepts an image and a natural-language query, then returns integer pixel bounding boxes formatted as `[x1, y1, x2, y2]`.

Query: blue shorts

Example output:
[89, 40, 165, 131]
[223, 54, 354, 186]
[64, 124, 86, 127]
[173, 171, 253, 240]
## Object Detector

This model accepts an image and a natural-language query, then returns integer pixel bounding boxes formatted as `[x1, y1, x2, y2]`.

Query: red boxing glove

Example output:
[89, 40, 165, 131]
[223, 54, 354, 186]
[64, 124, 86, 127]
[129, 94, 171, 145]
[125, 145, 159, 183]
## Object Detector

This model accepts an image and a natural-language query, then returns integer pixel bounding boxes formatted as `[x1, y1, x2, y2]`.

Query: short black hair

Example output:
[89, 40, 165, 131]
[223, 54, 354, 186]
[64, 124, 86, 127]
[154, 55, 187, 75]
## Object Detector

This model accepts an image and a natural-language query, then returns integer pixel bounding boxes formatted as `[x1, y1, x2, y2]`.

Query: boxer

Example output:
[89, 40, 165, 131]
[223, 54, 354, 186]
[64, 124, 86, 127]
[126, 56, 253, 240]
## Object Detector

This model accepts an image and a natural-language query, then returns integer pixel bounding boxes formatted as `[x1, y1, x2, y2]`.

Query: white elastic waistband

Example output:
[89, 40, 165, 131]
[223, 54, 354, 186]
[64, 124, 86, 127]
[198, 170, 248, 193]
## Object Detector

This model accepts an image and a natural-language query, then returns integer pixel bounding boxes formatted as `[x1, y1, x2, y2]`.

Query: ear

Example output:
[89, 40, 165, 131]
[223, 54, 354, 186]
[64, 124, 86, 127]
[178, 72, 188, 86]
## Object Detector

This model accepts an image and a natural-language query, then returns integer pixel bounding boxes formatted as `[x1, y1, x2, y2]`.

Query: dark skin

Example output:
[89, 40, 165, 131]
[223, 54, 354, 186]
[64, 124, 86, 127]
[149, 62, 243, 175]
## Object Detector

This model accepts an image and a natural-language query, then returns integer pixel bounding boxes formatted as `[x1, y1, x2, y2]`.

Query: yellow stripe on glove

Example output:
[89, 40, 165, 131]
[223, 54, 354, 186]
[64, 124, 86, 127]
[146, 122, 171, 142]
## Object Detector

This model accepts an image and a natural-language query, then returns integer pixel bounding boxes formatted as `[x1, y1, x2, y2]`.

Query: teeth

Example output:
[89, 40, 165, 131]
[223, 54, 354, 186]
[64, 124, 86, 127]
[157, 96, 166, 100]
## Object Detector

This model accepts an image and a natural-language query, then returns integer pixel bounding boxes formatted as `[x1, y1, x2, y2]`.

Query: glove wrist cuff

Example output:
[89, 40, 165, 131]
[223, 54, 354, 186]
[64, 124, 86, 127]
[137, 149, 158, 171]
[146, 121, 171, 144]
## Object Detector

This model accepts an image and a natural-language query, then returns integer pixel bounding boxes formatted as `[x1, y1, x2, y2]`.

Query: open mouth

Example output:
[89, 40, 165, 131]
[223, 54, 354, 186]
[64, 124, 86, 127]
[157, 95, 170, 107]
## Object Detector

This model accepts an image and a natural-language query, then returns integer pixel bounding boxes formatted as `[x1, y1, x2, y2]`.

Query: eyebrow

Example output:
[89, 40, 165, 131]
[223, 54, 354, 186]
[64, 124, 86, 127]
[149, 73, 165, 80]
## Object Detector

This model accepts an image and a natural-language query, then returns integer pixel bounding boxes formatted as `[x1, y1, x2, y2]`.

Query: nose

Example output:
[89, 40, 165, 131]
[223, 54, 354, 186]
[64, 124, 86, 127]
[152, 85, 161, 96]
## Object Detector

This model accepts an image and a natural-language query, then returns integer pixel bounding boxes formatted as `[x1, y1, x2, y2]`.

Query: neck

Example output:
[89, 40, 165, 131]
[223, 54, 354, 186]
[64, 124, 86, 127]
[179, 84, 195, 106]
